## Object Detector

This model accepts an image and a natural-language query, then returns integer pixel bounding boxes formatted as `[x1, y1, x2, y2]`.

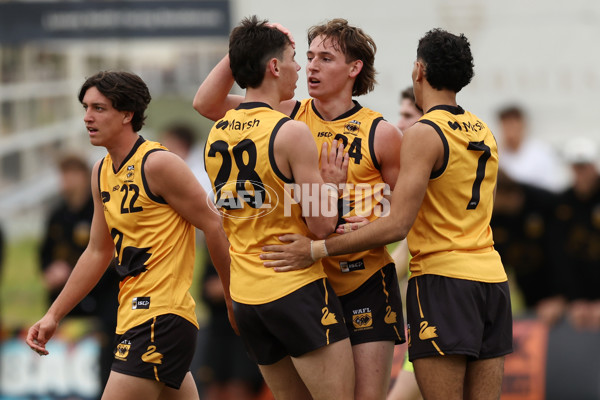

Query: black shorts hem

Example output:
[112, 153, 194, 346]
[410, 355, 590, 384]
[409, 347, 513, 362]
[475, 348, 514, 360]
[110, 365, 185, 390]
[349, 333, 404, 346]
[409, 348, 479, 362]
[288, 329, 350, 359]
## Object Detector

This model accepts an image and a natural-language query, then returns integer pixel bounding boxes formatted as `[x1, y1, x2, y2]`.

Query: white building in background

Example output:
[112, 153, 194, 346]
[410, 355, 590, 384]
[0, 1, 230, 238]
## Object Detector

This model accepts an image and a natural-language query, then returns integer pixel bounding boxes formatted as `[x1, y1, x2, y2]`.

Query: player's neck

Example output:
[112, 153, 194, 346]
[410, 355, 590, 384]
[312, 96, 356, 121]
[106, 131, 140, 169]
[421, 89, 458, 114]
[244, 87, 281, 110]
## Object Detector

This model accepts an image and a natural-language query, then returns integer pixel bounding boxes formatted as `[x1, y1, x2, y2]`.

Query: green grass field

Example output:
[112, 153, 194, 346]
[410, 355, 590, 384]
[0, 237, 46, 330]
[0, 236, 209, 332]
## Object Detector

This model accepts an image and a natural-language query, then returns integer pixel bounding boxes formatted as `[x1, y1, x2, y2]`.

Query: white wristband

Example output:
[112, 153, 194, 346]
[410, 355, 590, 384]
[310, 239, 329, 261]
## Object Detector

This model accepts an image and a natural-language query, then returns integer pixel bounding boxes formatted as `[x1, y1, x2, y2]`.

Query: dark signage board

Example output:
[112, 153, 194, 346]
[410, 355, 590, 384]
[0, 1, 230, 43]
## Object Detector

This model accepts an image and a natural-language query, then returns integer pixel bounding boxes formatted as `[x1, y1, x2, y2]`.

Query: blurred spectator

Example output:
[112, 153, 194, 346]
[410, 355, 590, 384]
[0, 223, 4, 329]
[491, 171, 565, 325]
[0, 223, 4, 284]
[496, 105, 568, 193]
[195, 258, 263, 400]
[159, 123, 212, 193]
[39, 153, 119, 389]
[548, 137, 600, 331]
[396, 86, 422, 133]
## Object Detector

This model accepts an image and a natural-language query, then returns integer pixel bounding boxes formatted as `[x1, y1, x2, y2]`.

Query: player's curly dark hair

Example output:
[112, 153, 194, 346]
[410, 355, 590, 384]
[229, 15, 292, 89]
[78, 71, 151, 132]
[417, 28, 474, 93]
[308, 19, 377, 96]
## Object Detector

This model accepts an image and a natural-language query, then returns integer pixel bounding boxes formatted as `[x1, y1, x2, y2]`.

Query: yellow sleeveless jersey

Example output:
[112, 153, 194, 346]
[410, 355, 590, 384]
[407, 105, 507, 282]
[205, 102, 326, 305]
[98, 137, 198, 334]
[291, 99, 393, 295]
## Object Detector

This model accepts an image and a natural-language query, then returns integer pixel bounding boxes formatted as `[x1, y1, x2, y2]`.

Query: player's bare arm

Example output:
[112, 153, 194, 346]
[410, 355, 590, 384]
[26, 160, 116, 355]
[261, 122, 442, 270]
[193, 54, 298, 121]
[192, 55, 243, 121]
[274, 120, 347, 239]
[374, 120, 403, 190]
[143, 150, 236, 333]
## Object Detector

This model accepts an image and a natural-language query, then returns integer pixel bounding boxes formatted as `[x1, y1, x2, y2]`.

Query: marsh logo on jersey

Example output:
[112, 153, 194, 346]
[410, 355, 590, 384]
[216, 118, 260, 131]
[132, 297, 150, 310]
[115, 340, 131, 361]
[340, 259, 365, 273]
[344, 120, 361, 136]
[352, 308, 373, 330]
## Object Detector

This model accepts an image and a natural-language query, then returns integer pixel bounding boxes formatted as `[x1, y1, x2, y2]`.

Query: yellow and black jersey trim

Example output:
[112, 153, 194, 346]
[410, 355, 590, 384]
[267, 117, 294, 184]
[418, 119, 450, 179]
[367, 116, 384, 171]
[141, 149, 167, 204]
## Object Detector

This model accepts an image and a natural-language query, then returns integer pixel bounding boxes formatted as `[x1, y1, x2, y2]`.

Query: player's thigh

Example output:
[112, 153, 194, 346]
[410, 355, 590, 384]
[158, 372, 199, 400]
[388, 370, 422, 400]
[464, 356, 505, 400]
[102, 370, 163, 400]
[413, 355, 467, 400]
[352, 340, 395, 400]
[258, 356, 312, 400]
[291, 338, 355, 400]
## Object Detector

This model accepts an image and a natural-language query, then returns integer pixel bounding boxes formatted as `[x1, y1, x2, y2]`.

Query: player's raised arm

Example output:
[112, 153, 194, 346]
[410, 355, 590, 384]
[193, 31, 299, 121]
[192, 55, 244, 121]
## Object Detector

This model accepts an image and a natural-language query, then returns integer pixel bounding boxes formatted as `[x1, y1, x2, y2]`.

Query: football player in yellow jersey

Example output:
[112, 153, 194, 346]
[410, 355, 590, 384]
[262, 29, 513, 400]
[203, 16, 354, 400]
[26, 71, 232, 400]
[194, 19, 404, 400]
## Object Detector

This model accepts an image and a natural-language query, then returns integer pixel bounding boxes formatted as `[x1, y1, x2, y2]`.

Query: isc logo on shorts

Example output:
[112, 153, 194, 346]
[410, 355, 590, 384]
[132, 297, 151, 310]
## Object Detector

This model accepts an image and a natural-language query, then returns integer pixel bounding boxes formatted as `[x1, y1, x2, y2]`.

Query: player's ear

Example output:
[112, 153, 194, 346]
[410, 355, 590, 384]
[122, 111, 133, 125]
[414, 61, 425, 82]
[268, 57, 280, 77]
[348, 59, 363, 78]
